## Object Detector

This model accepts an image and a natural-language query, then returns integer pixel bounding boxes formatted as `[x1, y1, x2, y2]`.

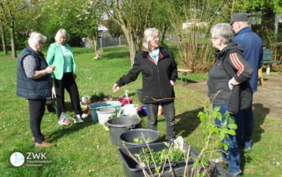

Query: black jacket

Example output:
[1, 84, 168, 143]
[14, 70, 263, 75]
[116, 47, 178, 103]
[207, 42, 253, 107]
[17, 46, 52, 99]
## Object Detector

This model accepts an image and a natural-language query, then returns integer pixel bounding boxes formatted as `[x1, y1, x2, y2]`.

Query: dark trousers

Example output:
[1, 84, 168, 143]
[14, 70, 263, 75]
[28, 99, 46, 144]
[235, 106, 254, 148]
[54, 72, 82, 119]
[145, 101, 175, 140]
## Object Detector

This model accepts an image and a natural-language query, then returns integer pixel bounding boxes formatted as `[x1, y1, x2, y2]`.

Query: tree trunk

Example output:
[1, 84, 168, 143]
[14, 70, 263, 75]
[87, 36, 100, 59]
[121, 25, 136, 67]
[0, 24, 7, 55]
[9, 23, 17, 59]
[8, 9, 17, 59]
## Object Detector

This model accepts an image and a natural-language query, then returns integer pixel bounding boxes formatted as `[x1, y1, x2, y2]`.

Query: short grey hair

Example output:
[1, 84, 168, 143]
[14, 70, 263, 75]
[54, 29, 68, 42]
[28, 32, 47, 48]
[210, 23, 233, 44]
[142, 28, 159, 51]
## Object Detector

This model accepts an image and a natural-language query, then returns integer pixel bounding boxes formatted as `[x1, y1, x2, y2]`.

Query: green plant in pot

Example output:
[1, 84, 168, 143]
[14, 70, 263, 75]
[119, 101, 237, 177]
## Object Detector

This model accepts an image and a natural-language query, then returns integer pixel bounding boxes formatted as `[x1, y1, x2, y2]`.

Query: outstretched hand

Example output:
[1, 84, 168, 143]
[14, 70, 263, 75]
[113, 83, 120, 92]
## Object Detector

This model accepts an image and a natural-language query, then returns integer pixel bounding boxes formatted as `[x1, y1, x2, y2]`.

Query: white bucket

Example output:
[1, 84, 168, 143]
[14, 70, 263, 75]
[123, 104, 138, 116]
[97, 107, 117, 125]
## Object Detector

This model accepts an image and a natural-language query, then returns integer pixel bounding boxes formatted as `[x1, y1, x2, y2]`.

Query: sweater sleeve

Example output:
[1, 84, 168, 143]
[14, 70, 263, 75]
[116, 56, 141, 87]
[228, 52, 253, 83]
[22, 55, 37, 78]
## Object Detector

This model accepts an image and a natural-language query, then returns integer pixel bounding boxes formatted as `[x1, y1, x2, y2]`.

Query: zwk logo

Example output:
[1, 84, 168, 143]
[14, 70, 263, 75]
[27, 152, 47, 159]
[10, 152, 25, 167]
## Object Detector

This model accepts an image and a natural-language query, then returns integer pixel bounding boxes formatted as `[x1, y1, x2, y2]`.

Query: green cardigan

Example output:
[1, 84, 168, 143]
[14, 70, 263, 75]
[46, 42, 76, 80]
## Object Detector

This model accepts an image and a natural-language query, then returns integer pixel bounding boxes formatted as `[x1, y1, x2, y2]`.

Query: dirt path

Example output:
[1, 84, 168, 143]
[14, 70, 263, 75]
[184, 74, 282, 119]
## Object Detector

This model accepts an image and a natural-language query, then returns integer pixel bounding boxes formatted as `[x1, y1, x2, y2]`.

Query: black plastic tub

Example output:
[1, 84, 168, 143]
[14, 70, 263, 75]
[118, 141, 235, 177]
[106, 116, 141, 146]
[117, 142, 197, 177]
[119, 128, 160, 147]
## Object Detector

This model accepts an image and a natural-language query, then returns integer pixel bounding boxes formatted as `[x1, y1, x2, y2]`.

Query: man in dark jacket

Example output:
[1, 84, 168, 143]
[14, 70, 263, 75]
[113, 28, 178, 141]
[230, 13, 263, 151]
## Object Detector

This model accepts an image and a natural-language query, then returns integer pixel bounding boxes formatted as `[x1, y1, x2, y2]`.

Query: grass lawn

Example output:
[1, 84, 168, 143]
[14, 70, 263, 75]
[0, 46, 281, 177]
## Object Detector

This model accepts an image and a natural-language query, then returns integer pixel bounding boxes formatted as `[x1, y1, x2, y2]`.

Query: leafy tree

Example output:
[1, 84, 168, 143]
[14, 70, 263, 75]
[160, 0, 229, 73]
[0, 0, 35, 58]
[107, 19, 123, 37]
[0, 22, 7, 54]
[40, 0, 104, 59]
[99, 0, 155, 66]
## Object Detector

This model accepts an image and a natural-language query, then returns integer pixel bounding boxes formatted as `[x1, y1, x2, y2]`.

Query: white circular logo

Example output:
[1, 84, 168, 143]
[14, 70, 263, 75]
[10, 152, 25, 167]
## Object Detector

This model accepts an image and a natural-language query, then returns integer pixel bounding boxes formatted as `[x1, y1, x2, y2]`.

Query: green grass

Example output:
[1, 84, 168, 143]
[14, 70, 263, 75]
[0, 46, 281, 177]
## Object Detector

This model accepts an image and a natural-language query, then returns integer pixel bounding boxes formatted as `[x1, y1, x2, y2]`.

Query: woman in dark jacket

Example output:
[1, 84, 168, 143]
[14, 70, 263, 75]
[208, 23, 253, 176]
[113, 28, 178, 141]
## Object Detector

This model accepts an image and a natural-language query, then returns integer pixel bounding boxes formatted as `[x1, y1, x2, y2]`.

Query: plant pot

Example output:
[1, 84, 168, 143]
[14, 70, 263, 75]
[117, 141, 235, 177]
[119, 128, 160, 147]
[117, 142, 197, 177]
[106, 116, 141, 146]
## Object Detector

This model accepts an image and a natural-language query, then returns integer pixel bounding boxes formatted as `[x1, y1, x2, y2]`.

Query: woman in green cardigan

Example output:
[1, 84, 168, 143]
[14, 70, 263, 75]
[47, 29, 88, 124]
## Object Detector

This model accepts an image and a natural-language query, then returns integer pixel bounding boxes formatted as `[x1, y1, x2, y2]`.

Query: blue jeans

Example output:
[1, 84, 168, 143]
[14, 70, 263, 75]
[213, 104, 241, 175]
[145, 101, 175, 140]
[235, 106, 254, 148]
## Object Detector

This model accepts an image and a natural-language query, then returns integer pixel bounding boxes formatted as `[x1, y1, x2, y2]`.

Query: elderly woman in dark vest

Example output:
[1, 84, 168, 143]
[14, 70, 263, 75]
[17, 32, 55, 148]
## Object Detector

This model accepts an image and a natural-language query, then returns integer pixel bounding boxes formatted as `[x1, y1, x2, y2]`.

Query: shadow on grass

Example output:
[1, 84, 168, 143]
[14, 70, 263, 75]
[158, 107, 204, 142]
[47, 101, 94, 142]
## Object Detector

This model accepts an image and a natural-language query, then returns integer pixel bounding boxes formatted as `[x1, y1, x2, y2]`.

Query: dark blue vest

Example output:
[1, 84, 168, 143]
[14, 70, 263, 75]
[16, 46, 52, 99]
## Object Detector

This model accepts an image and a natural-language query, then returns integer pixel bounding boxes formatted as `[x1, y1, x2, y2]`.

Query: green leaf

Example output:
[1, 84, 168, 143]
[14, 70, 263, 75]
[202, 158, 209, 166]
[228, 123, 238, 130]
[223, 143, 229, 151]
[219, 132, 225, 140]
[228, 130, 236, 135]
[214, 106, 221, 112]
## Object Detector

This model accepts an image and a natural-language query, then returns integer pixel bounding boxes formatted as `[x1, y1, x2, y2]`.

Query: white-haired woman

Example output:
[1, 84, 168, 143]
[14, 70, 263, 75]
[208, 23, 253, 176]
[47, 29, 88, 123]
[17, 32, 55, 148]
[113, 28, 178, 142]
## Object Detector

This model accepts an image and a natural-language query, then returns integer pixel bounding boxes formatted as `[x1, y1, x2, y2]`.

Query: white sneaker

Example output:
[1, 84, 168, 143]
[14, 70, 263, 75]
[81, 113, 88, 118]
[76, 118, 84, 123]
[75, 115, 84, 123]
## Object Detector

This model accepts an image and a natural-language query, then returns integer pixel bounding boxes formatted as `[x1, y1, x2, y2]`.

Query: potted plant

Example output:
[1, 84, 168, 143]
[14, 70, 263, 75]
[117, 101, 237, 177]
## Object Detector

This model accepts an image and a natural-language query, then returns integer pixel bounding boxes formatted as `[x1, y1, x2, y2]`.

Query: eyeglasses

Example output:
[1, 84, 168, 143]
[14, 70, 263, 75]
[210, 37, 218, 40]
[230, 22, 235, 27]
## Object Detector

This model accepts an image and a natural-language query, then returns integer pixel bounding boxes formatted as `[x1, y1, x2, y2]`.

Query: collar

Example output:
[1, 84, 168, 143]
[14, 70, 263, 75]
[235, 27, 252, 36]
[142, 47, 169, 59]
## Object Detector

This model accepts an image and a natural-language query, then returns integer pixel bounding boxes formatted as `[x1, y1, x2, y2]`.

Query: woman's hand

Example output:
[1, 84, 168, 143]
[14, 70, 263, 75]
[45, 66, 54, 74]
[113, 83, 120, 92]
[170, 80, 175, 86]
[73, 74, 77, 79]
